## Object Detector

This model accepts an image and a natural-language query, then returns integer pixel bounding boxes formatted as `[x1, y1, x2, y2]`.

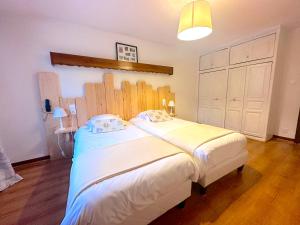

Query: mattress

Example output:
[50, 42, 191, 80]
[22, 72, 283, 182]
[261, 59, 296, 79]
[130, 118, 247, 170]
[62, 125, 199, 225]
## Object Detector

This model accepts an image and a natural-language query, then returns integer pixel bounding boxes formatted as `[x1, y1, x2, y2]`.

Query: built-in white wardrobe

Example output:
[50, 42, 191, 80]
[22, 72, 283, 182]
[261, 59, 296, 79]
[198, 31, 280, 141]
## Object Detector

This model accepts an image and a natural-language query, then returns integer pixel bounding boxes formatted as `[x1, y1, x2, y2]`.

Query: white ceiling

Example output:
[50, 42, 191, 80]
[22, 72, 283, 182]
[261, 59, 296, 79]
[1, 0, 300, 52]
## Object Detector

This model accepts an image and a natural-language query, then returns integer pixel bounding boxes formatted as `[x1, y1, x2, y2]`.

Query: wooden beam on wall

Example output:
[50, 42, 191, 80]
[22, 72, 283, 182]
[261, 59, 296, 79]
[50, 52, 174, 75]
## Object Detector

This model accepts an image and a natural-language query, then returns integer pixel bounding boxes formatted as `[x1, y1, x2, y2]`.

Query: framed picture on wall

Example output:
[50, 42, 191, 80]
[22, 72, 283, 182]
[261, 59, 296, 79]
[116, 42, 138, 63]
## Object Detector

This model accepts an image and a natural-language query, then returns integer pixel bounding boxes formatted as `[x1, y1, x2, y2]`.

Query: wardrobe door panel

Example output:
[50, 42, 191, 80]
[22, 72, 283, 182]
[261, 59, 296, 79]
[230, 34, 276, 65]
[244, 63, 272, 106]
[208, 108, 226, 127]
[230, 42, 251, 65]
[212, 49, 229, 68]
[225, 109, 243, 131]
[242, 62, 272, 137]
[250, 34, 275, 61]
[242, 111, 264, 136]
[210, 70, 227, 128]
[210, 70, 228, 108]
[198, 70, 228, 128]
[198, 74, 211, 108]
[198, 73, 212, 123]
[209, 70, 227, 127]
[225, 67, 246, 131]
[198, 107, 210, 124]
[226, 67, 246, 108]
[199, 54, 213, 71]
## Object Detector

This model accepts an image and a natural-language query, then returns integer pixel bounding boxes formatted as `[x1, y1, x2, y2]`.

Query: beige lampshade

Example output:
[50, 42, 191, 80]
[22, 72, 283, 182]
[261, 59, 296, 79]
[177, 0, 212, 41]
[168, 100, 175, 107]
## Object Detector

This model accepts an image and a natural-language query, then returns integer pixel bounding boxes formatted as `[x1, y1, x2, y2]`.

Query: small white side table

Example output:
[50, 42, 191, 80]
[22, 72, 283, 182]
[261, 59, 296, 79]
[55, 127, 77, 158]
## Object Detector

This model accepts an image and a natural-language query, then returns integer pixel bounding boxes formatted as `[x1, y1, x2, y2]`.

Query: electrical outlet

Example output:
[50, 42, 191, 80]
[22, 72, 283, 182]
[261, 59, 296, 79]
[69, 104, 77, 115]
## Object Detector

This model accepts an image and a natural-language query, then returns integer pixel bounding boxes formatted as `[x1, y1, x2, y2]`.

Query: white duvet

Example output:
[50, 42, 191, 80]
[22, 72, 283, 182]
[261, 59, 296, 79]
[62, 125, 200, 225]
[130, 118, 247, 170]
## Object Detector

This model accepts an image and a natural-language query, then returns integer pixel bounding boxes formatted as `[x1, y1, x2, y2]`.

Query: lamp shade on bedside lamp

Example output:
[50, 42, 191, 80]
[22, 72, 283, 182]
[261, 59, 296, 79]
[168, 100, 175, 107]
[53, 107, 67, 130]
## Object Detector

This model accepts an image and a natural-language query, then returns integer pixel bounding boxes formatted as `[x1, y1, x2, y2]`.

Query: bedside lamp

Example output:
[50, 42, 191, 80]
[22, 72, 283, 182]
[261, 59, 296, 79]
[53, 107, 67, 130]
[168, 100, 175, 116]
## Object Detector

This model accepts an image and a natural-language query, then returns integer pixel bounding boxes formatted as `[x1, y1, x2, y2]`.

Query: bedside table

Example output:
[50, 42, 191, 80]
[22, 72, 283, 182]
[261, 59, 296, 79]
[55, 127, 77, 158]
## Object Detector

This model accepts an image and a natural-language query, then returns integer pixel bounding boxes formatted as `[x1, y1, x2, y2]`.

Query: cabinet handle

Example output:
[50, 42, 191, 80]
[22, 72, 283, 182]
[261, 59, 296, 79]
[232, 98, 236, 101]
[214, 98, 219, 100]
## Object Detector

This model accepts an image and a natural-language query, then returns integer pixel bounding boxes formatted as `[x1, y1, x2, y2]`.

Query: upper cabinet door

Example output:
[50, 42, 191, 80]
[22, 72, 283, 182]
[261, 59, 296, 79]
[200, 49, 229, 71]
[199, 54, 213, 71]
[230, 34, 276, 65]
[230, 42, 251, 65]
[212, 49, 229, 68]
[250, 34, 276, 61]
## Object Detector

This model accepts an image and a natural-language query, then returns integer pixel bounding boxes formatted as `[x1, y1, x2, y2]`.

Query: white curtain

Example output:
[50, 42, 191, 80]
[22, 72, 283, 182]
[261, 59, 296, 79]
[0, 144, 23, 191]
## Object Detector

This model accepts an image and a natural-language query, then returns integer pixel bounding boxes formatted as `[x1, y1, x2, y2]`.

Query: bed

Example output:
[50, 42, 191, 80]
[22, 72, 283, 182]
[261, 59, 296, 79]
[61, 124, 200, 225]
[130, 116, 248, 188]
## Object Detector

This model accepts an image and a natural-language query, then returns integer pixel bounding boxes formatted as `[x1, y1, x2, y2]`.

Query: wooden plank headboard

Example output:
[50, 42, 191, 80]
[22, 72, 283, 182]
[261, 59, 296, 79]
[75, 73, 175, 126]
[38, 72, 175, 158]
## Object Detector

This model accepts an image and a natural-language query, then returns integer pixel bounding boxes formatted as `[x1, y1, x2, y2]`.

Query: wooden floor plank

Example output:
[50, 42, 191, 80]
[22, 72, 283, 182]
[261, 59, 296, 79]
[0, 140, 299, 225]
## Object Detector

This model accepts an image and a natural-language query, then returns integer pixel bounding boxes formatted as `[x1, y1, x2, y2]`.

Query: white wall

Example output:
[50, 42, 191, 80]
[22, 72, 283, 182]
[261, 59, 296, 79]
[275, 27, 300, 138]
[0, 14, 198, 163]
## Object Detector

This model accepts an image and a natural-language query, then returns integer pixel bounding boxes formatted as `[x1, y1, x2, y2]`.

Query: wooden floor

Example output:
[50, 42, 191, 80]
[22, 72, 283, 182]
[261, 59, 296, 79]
[1, 139, 299, 225]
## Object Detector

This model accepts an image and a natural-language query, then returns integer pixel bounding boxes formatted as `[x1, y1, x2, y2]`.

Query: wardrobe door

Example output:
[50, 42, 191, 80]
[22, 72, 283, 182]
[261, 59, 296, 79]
[198, 73, 211, 123]
[230, 42, 251, 65]
[208, 70, 228, 127]
[199, 54, 213, 71]
[250, 34, 275, 61]
[242, 62, 272, 137]
[225, 67, 246, 131]
[212, 49, 229, 68]
[198, 70, 228, 127]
